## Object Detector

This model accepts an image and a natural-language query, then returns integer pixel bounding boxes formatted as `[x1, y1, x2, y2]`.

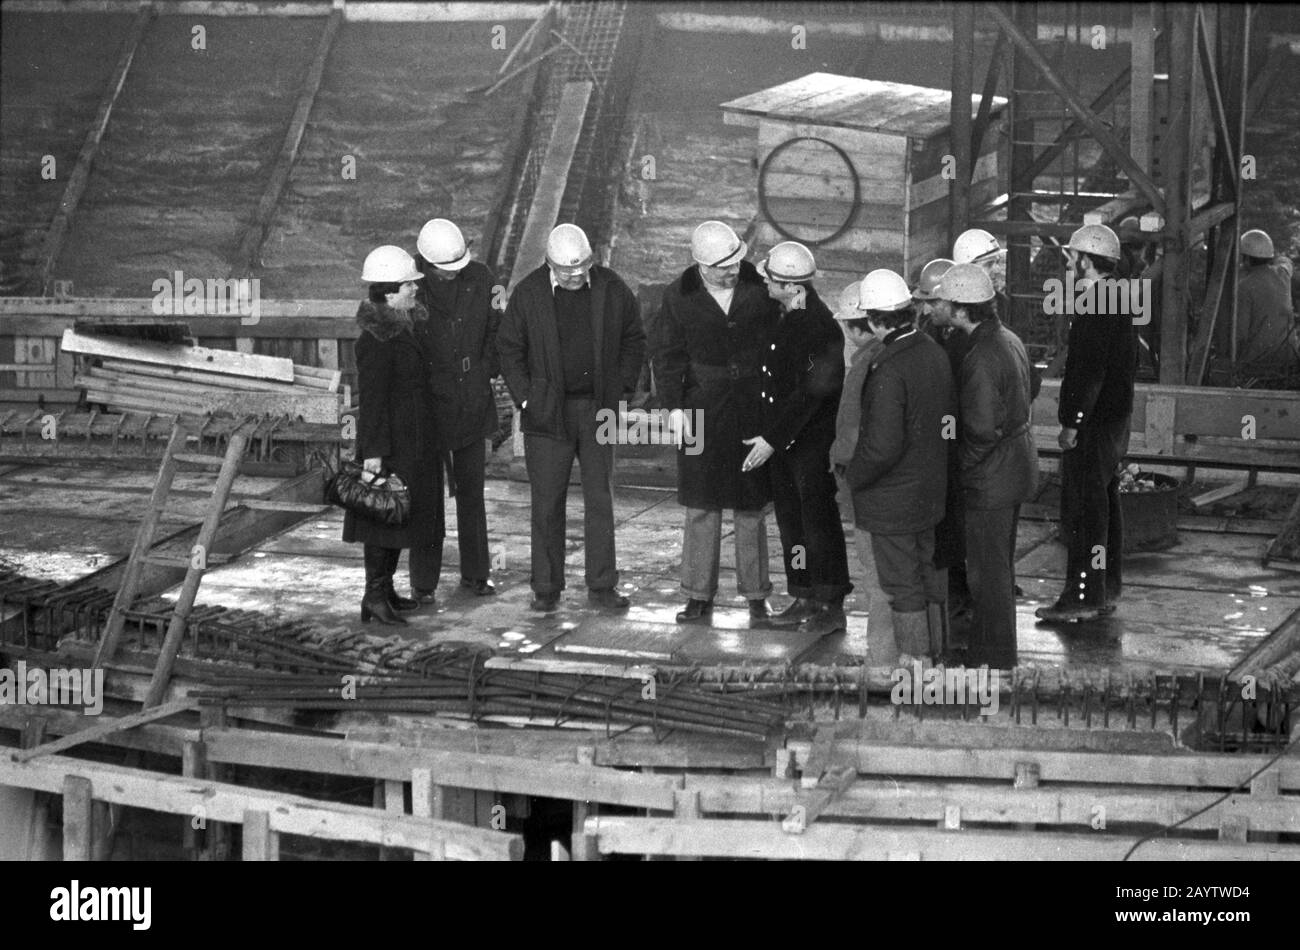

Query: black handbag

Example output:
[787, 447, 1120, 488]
[324, 459, 411, 527]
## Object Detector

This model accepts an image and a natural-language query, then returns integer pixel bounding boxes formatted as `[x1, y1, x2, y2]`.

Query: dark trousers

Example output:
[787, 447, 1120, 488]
[1059, 415, 1129, 605]
[408, 438, 490, 590]
[769, 438, 852, 602]
[871, 530, 944, 613]
[935, 449, 970, 598]
[964, 505, 1020, 668]
[524, 397, 617, 595]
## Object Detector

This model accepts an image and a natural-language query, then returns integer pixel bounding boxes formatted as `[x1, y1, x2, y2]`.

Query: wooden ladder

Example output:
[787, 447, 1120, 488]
[93, 417, 260, 707]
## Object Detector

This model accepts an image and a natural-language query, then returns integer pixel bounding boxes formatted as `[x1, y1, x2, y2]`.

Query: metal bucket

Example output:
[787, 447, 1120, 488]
[1119, 472, 1180, 553]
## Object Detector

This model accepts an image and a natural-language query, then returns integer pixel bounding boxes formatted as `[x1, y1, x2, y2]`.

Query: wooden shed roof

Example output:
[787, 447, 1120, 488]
[721, 72, 1007, 139]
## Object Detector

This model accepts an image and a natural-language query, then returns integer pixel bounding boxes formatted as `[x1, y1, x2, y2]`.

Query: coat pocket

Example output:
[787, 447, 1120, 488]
[522, 376, 559, 433]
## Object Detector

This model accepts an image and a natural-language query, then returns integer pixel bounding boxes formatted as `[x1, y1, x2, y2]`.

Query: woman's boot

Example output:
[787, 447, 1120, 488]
[361, 545, 407, 625]
[382, 548, 418, 611]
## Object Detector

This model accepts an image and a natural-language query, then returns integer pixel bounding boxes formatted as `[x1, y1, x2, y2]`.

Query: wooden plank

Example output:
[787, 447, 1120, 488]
[1191, 477, 1251, 509]
[1, 753, 522, 860]
[584, 817, 1298, 860]
[13, 337, 58, 389]
[36, 4, 154, 295]
[61, 329, 296, 383]
[508, 81, 592, 287]
[721, 72, 845, 119]
[232, 8, 342, 277]
[200, 728, 683, 810]
[241, 809, 279, 861]
[908, 151, 998, 210]
[757, 122, 905, 178]
[12, 700, 196, 763]
[1143, 394, 1177, 455]
[685, 776, 1300, 833]
[62, 775, 94, 861]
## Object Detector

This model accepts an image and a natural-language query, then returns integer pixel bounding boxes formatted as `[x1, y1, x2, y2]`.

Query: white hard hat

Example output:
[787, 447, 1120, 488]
[1241, 229, 1275, 258]
[691, 221, 747, 267]
[832, 282, 862, 321]
[911, 258, 955, 301]
[952, 228, 1002, 264]
[757, 241, 816, 282]
[362, 245, 423, 283]
[1067, 224, 1121, 260]
[857, 269, 912, 312]
[546, 224, 594, 270]
[417, 218, 471, 270]
[935, 262, 995, 304]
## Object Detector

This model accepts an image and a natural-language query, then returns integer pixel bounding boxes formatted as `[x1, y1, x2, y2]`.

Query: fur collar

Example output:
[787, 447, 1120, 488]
[680, 259, 765, 295]
[355, 300, 427, 341]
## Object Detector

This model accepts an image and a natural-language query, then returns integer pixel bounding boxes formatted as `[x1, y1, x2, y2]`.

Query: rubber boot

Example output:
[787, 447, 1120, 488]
[865, 590, 898, 667]
[925, 601, 950, 661]
[892, 610, 931, 661]
[361, 545, 407, 625]
[382, 547, 418, 611]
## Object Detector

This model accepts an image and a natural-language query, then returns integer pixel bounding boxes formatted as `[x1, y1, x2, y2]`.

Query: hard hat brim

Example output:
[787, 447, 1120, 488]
[757, 259, 816, 282]
[694, 239, 747, 268]
[425, 248, 471, 271]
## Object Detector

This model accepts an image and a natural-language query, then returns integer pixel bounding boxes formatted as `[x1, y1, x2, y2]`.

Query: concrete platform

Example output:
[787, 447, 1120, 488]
[2, 459, 1295, 674]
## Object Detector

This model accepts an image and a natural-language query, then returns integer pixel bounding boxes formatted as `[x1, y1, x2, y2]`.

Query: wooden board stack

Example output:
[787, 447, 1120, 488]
[62, 328, 342, 424]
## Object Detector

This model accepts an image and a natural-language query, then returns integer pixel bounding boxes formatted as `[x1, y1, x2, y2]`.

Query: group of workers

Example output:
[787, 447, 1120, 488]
[345, 212, 1294, 669]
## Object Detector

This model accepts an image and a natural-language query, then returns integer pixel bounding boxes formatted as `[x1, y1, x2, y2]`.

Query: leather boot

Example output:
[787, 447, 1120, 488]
[361, 545, 407, 625]
[768, 597, 819, 627]
[381, 548, 418, 611]
[892, 610, 930, 660]
[676, 598, 712, 624]
[803, 598, 847, 636]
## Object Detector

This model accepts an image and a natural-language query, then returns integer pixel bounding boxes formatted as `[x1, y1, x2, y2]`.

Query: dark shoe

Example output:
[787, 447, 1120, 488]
[461, 578, 497, 596]
[412, 588, 438, 605]
[362, 545, 408, 625]
[676, 598, 713, 623]
[748, 599, 770, 620]
[588, 589, 630, 610]
[768, 597, 819, 627]
[531, 593, 560, 612]
[1035, 600, 1108, 623]
[802, 604, 847, 636]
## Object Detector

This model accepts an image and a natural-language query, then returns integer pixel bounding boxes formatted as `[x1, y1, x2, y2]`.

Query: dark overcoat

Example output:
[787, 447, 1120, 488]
[651, 261, 779, 510]
[341, 301, 445, 549]
[846, 328, 954, 535]
[496, 264, 646, 439]
[760, 285, 844, 453]
[958, 317, 1039, 510]
[412, 257, 502, 451]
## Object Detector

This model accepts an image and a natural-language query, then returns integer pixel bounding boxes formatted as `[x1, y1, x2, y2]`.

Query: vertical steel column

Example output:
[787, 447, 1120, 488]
[1225, 4, 1252, 367]
[948, 4, 975, 253]
[1007, 2, 1040, 336]
[1159, 5, 1197, 385]
[1130, 4, 1155, 176]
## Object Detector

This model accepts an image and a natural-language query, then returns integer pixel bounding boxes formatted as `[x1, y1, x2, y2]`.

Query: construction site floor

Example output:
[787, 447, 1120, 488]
[3, 456, 1297, 675]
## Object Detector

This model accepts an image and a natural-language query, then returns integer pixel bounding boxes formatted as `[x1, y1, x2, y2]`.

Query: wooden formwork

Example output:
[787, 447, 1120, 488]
[3, 703, 1297, 861]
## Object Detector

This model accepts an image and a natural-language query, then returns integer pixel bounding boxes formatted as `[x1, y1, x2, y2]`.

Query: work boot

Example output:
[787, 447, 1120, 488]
[1035, 598, 1111, 623]
[768, 597, 819, 627]
[892, 610, 931, 660]
[925, 601, 950, 658]
[676, 598, 713, 623]
[748, 599, 770, 621]
[803, 596, 848, 636]
[588, 589, 630, 610]
[361, 545, 407, 626]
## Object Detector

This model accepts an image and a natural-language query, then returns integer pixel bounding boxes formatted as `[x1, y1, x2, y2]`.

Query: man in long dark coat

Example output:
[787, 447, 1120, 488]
[412, 218, 501, 602]
[496, 224, 646, 612]
[651, 221, 780, 624]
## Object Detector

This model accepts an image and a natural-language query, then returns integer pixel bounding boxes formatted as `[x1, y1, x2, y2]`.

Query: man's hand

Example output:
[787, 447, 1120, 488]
[1058, 427, 1078, 451]
[363, 457, 383, 480]
[741, 436, 774, 472]
[667, 408, 692, 446]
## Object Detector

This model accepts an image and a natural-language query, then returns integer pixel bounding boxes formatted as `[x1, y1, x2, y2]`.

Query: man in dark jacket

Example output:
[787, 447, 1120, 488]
[933, 264, 1038, 667]
[651, 221, 780, 624]
[412, 218, 501, 602]
[496, 224, 647, 612]
[1037, 224, 1137, 622]
[744, 241, 851, 637]
[845, 294, 954, 660]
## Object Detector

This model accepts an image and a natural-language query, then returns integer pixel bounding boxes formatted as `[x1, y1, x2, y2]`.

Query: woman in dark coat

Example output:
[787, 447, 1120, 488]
[341, 245, 445, 625]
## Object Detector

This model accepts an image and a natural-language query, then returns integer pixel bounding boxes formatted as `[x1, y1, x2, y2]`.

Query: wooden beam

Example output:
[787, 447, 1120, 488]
[984, 2, 1166, 215]
[241, 809, 279, 860]
[947, 3, 974, 251]
[61, 329, 296, 383]
[1, 752, 523, 860]
[1195, 7, 1238, 200]
[36, 4, 154, 295]
[231, 8, 342, 277]
[10, 700, 196, 762]
[969, 30, 1005, 181]
[1130, 4, 1155, 175]
[1158, 4, 1196, 384]
[62, 775, 95, 861]
[1187, 223, 1236, 384]
[584, 816, 1299, 861]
